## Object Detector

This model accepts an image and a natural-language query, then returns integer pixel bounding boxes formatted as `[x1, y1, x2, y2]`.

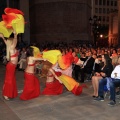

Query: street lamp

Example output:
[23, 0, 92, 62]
[89, 15, 101, 47]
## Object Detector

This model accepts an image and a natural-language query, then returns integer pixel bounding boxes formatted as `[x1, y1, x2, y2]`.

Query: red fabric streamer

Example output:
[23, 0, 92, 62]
[5, 8, 24, 15]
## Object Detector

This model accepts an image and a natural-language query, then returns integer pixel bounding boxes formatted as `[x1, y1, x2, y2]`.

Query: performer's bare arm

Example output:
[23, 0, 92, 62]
[33, 57, 45, 61]
[11, 31, 17, 49]
[0, 33, 7, 45]
[49, 68, 62, 84]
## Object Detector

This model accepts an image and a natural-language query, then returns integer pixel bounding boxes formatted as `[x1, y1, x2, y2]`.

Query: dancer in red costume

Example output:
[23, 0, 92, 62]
[42, 62, 63, 95]
[42, 50, 87, 96]
[20, 47, 46, 100]
[52, 62, 85, 96]
[0, 31, 18, 100]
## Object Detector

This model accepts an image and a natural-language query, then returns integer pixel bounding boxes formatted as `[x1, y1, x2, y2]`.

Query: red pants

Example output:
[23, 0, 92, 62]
[42, 80, 63, 95]
[20, 72, 40, 100]
[3, 62, 18, 98]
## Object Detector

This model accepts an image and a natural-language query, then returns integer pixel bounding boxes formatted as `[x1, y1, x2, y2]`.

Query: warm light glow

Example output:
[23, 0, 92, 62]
[100, 34, 103, 38]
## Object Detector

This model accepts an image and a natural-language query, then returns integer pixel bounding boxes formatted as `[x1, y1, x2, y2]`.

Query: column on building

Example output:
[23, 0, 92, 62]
[118, 0, 120, 46]
[19, 0, 30, 44]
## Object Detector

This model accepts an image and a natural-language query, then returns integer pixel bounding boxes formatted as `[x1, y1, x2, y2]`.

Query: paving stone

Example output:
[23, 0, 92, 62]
[0, 62, 120, 120]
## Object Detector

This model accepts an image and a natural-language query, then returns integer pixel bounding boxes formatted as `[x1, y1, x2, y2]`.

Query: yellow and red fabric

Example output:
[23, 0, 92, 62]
[0, 21, 13, 37]
[4, 8, 24, 15]
[58, 52, 74, 69]
[58, 74, 84, 95]
[73, 56, 79, 64]
[42, 50, 62, 64]
[30, 46, 42, 58]
[59, 74, 79, 91]
[0, 8, 25, 37]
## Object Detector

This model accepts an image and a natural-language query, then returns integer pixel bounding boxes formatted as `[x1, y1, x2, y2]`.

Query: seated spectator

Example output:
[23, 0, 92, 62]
[92, 54, 113, 98]
[80, 52, 87, 62]
[3, 55, 7, 65]
[74, 51, 95, 83]
[94, 62, 120, 106]
[35, 61, 43, 75]
[110, 49, 118, 68]
[94, 55, 102, 73]
[18, 47, 27, 71]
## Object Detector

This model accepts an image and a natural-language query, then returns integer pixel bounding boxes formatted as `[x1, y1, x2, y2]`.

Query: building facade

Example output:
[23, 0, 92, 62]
[1, 0, 120, 46]
[108, 0, 120, 47]
[91, 0, 119, 47]
[29, 0, 91, 44]
[91, 0, 118, 26]
[118, 0, 120, 46]
[109, 12, 118, 47]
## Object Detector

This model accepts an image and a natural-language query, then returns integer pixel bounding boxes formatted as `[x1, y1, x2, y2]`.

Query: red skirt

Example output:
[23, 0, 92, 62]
[42, 80, 63, 95]
[71, 85, 82, 95]
[3, 62, 18, 98]
[71, 84, 87, 95]
[20, 72, 40, 100]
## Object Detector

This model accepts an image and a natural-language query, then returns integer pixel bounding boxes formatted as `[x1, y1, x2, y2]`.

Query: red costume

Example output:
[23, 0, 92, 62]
[20, 72, 40, 100]
[71, 85, 83, 95]
[3, 62, 18, 98]
[58, 74, 87, 96]
[42, 72, 63, 95]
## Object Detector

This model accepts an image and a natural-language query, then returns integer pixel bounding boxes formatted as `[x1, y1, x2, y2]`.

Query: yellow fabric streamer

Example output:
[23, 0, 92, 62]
[0, 21, 13, 37]
[42, 50, 62, 64]
[59, 74, 79, 91]
[12, 14, 25, 34]
[30, 46, 41, 58]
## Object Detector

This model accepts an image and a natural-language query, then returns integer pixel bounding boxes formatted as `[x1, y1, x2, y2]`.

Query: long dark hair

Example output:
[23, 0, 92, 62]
[26, 47, 34, 57]
[103, 54, 112, 65]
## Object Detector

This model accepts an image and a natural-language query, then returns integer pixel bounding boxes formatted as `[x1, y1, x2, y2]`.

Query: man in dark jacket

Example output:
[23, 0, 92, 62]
[79, 52, 95, 83]
[74, 51, 95, 83]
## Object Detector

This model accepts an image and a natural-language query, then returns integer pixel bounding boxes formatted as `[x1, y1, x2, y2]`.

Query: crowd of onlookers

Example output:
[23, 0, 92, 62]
[1, 40, 120, 106]
[1, 40, 120, 77]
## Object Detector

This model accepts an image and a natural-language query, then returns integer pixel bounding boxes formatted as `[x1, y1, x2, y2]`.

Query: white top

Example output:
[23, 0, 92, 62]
[111, 65, 120, 79]
[76, 59, 84, 66]
[52, 63, 62, 72]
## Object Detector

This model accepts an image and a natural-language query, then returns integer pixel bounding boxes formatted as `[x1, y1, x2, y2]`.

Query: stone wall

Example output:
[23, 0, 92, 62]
[29, 0, 91, 44]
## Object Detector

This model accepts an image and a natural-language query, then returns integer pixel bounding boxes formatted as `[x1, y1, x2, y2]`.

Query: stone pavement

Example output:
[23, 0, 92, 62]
[0, 63, 120, 120]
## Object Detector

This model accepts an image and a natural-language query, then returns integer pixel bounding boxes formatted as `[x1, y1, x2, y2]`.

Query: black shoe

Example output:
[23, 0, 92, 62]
[92, 95, 98, 98]
[94, 96, 104, 101]
[108, 101, 116, 106]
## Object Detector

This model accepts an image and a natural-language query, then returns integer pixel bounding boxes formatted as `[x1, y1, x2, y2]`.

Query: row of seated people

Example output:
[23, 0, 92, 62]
[93, 62, 120, 106]
[73, 50, 120, 107]
[10, 46, 120, 100]
[14, 47, 120, 106]
[73, 50, 120, 83]
[18, 47, 120, 106]
[2, 46, 120, 75]
[3, 46, 120, 87]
